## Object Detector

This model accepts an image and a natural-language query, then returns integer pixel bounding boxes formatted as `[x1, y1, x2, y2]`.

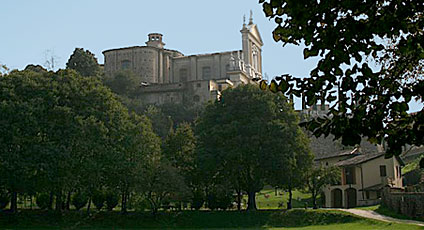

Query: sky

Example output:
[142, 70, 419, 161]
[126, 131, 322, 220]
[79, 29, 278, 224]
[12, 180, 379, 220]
[1, 0, 422, 112]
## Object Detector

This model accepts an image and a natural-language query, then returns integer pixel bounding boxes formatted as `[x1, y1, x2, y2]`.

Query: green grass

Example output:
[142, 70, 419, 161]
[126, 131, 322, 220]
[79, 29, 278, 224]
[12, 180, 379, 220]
[1, 209, 421, 230]
[253, 189, 318, 209]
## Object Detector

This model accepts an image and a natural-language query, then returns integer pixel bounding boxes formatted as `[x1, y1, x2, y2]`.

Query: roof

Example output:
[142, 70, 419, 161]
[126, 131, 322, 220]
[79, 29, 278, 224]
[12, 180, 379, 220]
[315, 148, 358, 161]
[102, 45, 183, 55]
[335, 152, 386, 167]
[402, 146, 424, 158]
[334, 151, 405, 167]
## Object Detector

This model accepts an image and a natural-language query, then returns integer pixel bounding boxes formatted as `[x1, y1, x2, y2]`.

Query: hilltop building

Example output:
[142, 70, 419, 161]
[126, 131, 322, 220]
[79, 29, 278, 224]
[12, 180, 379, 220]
[102, 13, 263, 105]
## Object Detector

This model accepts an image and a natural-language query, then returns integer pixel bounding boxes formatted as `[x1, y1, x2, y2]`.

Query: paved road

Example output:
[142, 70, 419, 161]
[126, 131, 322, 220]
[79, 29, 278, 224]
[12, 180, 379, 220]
[338, 208, 424, 226]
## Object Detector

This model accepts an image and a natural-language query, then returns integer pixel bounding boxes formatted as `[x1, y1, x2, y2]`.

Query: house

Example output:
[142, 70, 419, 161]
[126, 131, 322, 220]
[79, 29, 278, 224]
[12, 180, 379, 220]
[318, 150, 404, 208]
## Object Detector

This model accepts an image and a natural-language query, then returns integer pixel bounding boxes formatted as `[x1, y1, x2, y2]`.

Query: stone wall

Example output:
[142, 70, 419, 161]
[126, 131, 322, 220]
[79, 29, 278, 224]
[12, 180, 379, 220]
[382, 187, 424, 218]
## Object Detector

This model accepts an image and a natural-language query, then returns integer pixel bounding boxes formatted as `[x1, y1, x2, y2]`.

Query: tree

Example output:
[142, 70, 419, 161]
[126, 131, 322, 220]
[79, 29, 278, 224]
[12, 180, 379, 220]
[66, 48, 100, 77]
[138, 158, 190, 214]
[259, 0, 424, 158]
[104, 70, 140, 98]
[306, 166, 340, 209]
[0, 68, 134, 212]
[144, 105, 174, 139]
[267, 127, 313, 209]
[114, 113, 161, 213]
[196, 84, 310, 211]
[163, 122, 196, 178]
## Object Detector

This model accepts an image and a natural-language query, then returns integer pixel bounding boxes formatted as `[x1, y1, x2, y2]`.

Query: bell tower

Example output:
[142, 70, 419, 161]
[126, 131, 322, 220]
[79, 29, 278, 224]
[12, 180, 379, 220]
[146, 33, 165, 49]
[240, 11, 263, 75]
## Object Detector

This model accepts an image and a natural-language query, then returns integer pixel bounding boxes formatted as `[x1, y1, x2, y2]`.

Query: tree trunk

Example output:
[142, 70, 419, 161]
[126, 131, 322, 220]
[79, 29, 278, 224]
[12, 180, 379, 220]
[287, 187, 293, 210]
[30, 195, 33, 210]
[55, 190, 62, 213]
[237, 189, 242, 211]
[10, 191, 18, 213]
[48, 192, 54, 210]
[87, 197, 92, 214]
[246, 191, 257, 211]
[312, 190, 317, 209]
[121, 191, 127, 213]
[65, 191, 71, 211]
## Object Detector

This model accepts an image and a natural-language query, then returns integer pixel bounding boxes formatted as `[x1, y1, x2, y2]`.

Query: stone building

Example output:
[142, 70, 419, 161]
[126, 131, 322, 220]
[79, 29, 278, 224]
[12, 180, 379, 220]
[102, 14, 263, 105]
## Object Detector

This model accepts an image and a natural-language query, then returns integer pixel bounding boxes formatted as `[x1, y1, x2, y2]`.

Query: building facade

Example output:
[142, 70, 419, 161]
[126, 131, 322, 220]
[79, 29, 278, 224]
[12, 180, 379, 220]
[316, 149, 404, 208]
[103, 15, 263, 105]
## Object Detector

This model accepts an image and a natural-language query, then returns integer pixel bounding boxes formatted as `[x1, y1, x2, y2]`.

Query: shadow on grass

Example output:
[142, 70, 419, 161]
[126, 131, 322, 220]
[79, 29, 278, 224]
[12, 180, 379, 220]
[0, 209, 367, 229]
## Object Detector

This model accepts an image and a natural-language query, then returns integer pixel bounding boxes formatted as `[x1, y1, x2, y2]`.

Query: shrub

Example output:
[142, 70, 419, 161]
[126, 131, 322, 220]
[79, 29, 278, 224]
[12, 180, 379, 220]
[72, 192, 88, 211]
[0, 190, 9, 210]
[36, 193, 50, 210]
[92, 190, 106, 211]
[105, 191, 119, 211]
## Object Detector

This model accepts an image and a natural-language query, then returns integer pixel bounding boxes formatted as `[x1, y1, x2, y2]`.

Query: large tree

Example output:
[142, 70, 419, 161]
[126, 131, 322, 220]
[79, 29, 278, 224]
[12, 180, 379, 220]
[0, 68, 157, 212]
[259, 0, 424, 161]
[66, 48, 100, 77]
[196, 84, 311, 210]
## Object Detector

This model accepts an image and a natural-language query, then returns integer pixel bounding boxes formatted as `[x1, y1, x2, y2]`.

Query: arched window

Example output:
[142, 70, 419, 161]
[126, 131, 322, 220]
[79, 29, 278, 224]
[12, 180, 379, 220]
[121, 60, 131, 70]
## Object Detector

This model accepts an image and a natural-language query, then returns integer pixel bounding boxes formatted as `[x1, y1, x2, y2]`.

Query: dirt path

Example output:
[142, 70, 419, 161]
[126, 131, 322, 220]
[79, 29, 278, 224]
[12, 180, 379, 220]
[338, 208, 424, 226]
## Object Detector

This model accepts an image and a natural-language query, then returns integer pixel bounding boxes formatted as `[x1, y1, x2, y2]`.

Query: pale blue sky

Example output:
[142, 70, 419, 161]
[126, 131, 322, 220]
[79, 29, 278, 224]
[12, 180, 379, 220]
[1, 0, 422, 111]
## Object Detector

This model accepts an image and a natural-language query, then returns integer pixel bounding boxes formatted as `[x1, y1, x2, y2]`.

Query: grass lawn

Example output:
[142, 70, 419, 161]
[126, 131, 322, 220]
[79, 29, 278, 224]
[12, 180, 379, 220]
[1, 209, 422, 230]
[253, 189, 318, 209]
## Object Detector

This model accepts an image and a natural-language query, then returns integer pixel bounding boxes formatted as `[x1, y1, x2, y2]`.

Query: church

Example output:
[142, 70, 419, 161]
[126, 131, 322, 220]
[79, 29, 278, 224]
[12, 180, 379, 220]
[102, 14, 263, 105]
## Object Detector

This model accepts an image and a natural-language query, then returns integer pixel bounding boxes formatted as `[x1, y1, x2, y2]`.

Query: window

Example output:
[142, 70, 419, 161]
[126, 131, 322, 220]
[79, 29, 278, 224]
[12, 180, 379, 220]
[179, 68, 188, 82]
[366, 191, 370, 199]
[380, 165, 387, 177]
[202, 66, 211, 79]
[193, 95, 200, 102]
[121, 60, 131, 70]
[345, 167, 356, 185]
[197, 83, 201, 88]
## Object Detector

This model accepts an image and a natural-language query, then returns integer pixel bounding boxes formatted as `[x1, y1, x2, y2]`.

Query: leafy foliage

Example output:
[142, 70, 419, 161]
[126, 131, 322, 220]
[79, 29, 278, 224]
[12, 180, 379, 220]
[306, 166, 340, 209]
[0, 68, 160, 212]
[35, 193, 50, 210]
[92, 190, 106, 211]
[206, 184, 234, 211]
[105, 191, 119, 211]
[259, 0, 424, 156]
[163, 122, 196, 179]
[72, 192, 89, 211]
[196, 84, 311, 210]
[0, 190, 9, 210]
[66, 48, 100, 77]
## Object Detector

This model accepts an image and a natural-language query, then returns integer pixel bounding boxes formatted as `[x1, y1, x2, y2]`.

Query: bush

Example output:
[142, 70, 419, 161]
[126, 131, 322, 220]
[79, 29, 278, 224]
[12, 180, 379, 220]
[0, 190, 9, 210]
[92, 190, 106, 211]
[105, 191, 119, 211]
[72, 192, 88, 211]
[36, 193, 50, 210]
